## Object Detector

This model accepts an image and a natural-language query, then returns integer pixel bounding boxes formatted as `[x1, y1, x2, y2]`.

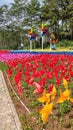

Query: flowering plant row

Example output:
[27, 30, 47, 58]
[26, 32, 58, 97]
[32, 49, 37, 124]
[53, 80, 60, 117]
[6, 54, 73, 88]
[0, 52, 72, 128]
[4, 54, 73, 123]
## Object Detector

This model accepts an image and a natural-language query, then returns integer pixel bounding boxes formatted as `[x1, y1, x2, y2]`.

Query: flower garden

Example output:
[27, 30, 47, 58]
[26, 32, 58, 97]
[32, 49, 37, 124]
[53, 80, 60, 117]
[0, 50, 73, 130]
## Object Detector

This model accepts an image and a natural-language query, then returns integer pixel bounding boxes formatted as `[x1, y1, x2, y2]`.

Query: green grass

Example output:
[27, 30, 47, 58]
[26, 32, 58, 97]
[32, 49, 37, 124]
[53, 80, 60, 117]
[26, 40, 73, 52]
[0, 62, 8, 72]
[31, 47, 73, 52]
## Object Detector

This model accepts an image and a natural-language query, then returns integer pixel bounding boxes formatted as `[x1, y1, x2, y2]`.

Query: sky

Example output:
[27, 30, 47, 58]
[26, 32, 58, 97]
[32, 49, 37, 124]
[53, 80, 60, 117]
[0, 0, 14, 6]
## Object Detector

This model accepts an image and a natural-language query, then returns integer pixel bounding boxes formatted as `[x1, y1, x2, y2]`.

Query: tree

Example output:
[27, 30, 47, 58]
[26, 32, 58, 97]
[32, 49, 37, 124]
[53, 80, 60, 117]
[25, 0, 41, 27]
[40, 0, 60, 38]
[58, 0, 73, 39]
[0, 0, 73, 49]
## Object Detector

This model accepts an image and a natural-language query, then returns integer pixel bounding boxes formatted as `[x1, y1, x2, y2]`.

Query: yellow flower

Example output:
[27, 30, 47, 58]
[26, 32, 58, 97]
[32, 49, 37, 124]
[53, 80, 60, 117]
[57, 89, 73, 103]
[37, 89, 51, 103]
[63, 78, 68, 89]
[40, 102, 53, 124]
[37, 87, 56, 124]
[70, 98, 73, 102]
[37, 86, 56, 103]
[51, 85, 56, 100]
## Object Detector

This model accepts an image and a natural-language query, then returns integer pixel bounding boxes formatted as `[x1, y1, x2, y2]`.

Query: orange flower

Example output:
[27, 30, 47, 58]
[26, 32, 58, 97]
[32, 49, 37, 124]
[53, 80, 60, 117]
[37, 86, 56, 124]
[57, 88, 73, 103]
[40, 102, 53, 124]
[37, 89, 51, 103]
[57, 78, 73, 103]
[51, 85, 56, 100]
[63, 78, 68, 89]
[37, 86, 56, 103]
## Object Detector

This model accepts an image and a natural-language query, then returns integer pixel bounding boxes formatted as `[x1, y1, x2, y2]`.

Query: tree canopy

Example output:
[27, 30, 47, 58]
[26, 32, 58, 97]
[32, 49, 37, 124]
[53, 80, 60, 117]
[0, 0, 73, 49]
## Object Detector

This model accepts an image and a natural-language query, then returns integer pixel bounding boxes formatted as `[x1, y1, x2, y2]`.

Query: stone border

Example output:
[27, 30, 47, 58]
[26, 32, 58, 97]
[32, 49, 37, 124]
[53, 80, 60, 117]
[0, 70, 22, 130]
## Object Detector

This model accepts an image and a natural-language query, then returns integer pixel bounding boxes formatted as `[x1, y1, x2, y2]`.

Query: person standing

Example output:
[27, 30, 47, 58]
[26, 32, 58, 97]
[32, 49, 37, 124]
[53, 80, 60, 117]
[50, 32, 56, 50]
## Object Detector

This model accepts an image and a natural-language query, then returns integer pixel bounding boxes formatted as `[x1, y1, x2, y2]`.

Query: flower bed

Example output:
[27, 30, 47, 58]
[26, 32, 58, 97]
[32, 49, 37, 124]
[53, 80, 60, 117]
[0, 50, 73, 130]
[0, 50, 10, 54]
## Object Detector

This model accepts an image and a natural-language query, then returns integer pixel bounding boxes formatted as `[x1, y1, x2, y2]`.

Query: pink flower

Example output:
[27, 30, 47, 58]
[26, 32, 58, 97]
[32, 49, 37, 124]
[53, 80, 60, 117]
[33, 82, 44, 94]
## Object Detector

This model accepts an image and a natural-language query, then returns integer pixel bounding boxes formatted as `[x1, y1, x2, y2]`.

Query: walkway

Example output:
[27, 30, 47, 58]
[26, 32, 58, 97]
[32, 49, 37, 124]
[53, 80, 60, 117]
[0, 70, 22, 130]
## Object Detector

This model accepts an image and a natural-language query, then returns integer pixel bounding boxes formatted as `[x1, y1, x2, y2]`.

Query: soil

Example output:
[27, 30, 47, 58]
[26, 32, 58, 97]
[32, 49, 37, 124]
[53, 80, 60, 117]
[3, 72, 73, 130]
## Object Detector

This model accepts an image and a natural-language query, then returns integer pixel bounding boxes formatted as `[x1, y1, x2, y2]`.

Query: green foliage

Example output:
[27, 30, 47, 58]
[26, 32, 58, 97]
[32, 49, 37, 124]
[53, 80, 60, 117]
[71, 119, 73, 130]
[57, 40, 73, 48]
[0, 62, 8, 72]
[23, 126, 33, 130]
[26, 0, 40, 16]
[29, 100, 40, 108]
[0, 0, 73, 49]
[59, 100, 71, 115]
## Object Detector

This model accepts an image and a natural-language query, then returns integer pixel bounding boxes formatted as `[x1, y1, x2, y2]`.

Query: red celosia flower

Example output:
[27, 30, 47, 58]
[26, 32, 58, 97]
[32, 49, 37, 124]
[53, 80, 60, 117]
[48, 83, 54, 93]
[14, 71, 22, 84]
[39, 77, 46, 87]
[17, 81, 22, 95]
[46, 71, 52, 79]
[7, 69, 12, 77]
[56, 78, 61, 87]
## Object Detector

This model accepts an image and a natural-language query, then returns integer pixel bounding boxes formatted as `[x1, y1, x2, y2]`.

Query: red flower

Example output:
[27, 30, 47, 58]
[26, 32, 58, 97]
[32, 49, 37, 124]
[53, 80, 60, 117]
[14, 71, 22, 84]
[46, 71, 52, 79]
[7, 69, 12, 77]
[48, 83, 54, 93]
[17, 81, 22, 95]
